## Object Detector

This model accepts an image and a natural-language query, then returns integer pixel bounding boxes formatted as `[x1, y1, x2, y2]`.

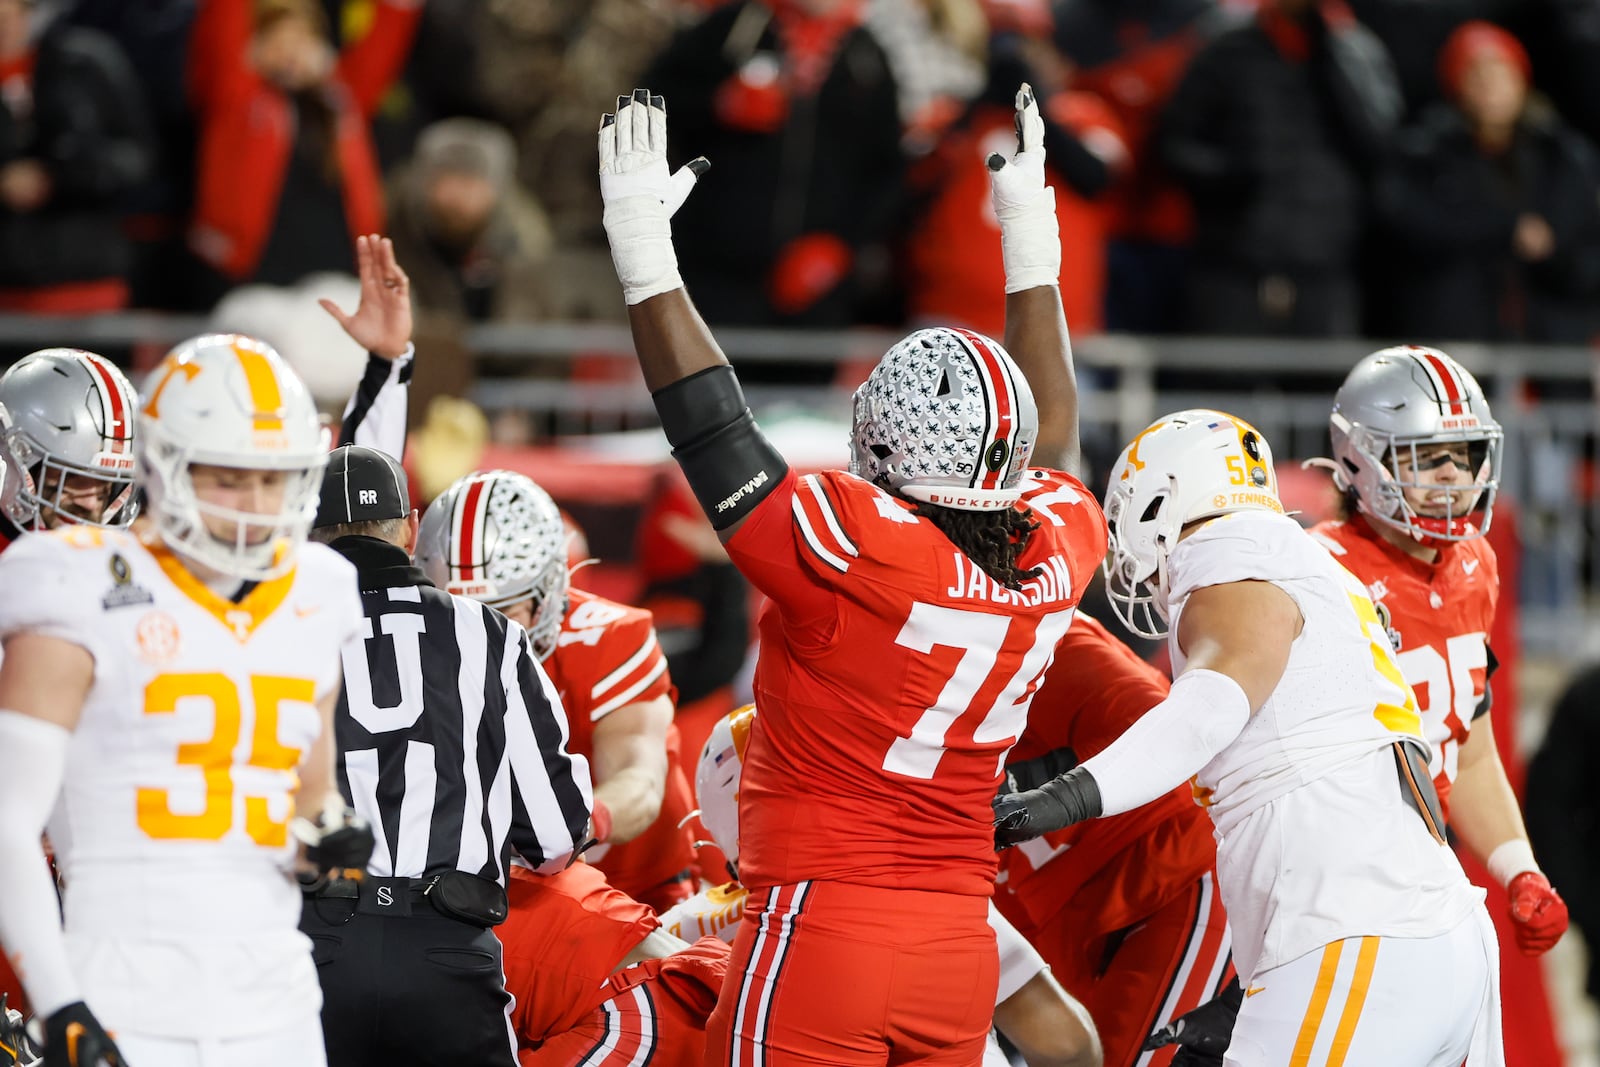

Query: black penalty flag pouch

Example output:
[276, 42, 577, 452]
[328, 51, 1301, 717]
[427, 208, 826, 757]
[425, 869, 509, 927]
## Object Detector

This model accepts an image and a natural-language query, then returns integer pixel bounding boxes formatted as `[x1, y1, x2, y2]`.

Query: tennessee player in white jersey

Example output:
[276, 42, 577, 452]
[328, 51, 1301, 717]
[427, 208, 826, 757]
[0, 334, 372, 1067]
[995, 411, 1502, 1066]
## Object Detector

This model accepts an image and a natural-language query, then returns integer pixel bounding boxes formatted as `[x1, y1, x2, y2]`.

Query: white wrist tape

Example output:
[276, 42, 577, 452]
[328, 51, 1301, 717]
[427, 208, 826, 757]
[996, 186, 1061, 294]
[1081, 668, 1251, 816]
[603, 195, 684, 305]
[0, 711, 80, 1016]
[1486, 838, 1540, 888]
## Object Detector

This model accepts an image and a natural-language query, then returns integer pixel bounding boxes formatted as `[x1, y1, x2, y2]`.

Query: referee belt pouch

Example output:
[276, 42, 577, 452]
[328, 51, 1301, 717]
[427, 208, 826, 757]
[425, 870, 509, 928]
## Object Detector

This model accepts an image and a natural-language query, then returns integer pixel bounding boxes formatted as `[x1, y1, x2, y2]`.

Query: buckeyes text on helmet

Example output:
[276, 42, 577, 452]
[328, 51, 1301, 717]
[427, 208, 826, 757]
[0, 348, 140, 531]
[415, 470, 571, 661]
[1325, 345, 1502, 544]
[849, 327, 1039, 511]
[1102, 410, 1283, 639]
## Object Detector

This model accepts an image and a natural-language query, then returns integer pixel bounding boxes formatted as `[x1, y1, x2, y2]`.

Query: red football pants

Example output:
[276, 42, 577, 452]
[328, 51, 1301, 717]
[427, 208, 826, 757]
[1045, 869, 1234, 1067]
[704, 881, 996, 1066]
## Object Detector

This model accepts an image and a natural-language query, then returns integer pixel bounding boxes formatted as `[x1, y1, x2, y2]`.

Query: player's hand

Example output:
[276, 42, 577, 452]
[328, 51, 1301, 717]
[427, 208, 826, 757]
[657, 882, 748, 943]
[598, 89, 710, 305]
[985, 82, 1059, 294]
[319, 234, 412, 360]
[992, 765, 1101, 849]
[1507, 871, 1568, 955]
[292, 797, 375, 878]
[1142, 978, 1242, 1066]
[1, 995, 40, 1067]
[36, 1002, 122, 1067]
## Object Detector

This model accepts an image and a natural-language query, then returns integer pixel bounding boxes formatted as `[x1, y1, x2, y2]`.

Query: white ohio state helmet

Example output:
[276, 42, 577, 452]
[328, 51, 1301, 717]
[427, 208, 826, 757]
[849, 327, 1038, 511]
[695, 704, 756, 871]
[0, 348, 139, 529]
[1103, 410, 1283, 639]
[415, 470, 570, 660]
[137, 334, 330, 580]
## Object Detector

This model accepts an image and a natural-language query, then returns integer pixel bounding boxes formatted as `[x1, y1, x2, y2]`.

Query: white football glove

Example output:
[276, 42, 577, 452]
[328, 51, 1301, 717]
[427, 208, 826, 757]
[656, 881, 748, 944]
[986, 83, 1060, 294]
[599, 88, 710, 305]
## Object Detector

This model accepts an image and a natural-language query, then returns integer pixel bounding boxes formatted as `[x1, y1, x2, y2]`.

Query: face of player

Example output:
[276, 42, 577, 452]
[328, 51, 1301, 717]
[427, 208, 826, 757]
[1396, 442, 1481, 519]
[501, 596, 534, 630]
[36, 470, 119, 528]
[189, 465, 289, 546]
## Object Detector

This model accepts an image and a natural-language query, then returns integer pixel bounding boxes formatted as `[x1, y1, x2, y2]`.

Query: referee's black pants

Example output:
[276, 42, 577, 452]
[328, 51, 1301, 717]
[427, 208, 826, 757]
[301, 877, 517, 1067]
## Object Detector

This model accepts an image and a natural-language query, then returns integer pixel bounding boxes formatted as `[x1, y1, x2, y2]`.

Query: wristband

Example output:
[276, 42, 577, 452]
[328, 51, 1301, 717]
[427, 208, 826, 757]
[1486, 838, 1539, 888]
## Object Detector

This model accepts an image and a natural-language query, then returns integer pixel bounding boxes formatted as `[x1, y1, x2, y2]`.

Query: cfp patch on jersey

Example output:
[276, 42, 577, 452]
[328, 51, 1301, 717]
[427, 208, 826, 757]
[101, 553, 154, 610]
[1374, 599, 1403, 651]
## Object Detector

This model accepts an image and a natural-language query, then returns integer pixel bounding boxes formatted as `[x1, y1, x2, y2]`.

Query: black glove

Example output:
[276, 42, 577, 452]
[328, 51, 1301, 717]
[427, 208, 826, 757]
[294, 802, 376, 877]
[992, 765, 1102, 849]
[1142, 976, 1243, 1066]
[1, 994, 39, 1067]
[1002, 746, 1079, 794]
[38, 1001, 123, 1066]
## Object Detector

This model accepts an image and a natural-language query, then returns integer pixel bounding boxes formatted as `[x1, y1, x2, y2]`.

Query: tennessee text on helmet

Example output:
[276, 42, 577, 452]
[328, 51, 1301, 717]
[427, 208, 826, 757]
[849, 327, 1038, 511]
[0, 348, 139, 530]
[136, 334, 330, 581]
[1320, 345, 1501, 544]
[1103, 410, 1283, 639]
[415, 469, 571, 660]
[695, 704, 756, 875]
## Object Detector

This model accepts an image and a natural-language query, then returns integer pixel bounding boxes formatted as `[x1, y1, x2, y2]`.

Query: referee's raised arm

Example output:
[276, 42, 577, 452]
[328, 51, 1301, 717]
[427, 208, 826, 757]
[300, 443, 593, 1067]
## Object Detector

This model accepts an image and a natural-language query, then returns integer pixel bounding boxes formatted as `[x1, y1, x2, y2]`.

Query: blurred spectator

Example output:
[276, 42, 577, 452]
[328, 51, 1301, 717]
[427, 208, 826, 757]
[904, 19, 1129, 336]
[186, 0, 421, 300]
[387, 118, 553, 322]
[1157, 0, 1401, 336]
[1373, 22, 1600, 343]
[864, 0, 985, 139]
[475, 0, 678, 320]
[0, 0, 152, 312]
[644, 0, 905, 332]
[1054, 0, 1216, 332]
[1525, 661, 1600, 1005]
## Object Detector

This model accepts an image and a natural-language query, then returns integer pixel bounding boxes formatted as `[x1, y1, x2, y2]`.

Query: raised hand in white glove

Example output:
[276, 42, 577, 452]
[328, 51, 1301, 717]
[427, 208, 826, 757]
[986, 83, 1060, 294]
[599, 88, 711, 305]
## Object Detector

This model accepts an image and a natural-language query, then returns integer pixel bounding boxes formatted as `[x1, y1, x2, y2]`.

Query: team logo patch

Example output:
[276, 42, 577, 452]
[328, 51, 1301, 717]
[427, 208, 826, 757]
[1241, 430, 1263, 462]
[102, 554, 154, 610]
[135, 610, 181, 664]
[985, 439, 1009, 473]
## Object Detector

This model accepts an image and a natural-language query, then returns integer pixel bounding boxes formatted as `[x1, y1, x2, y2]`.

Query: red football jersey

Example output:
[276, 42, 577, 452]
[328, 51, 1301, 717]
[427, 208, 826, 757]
[725, 467, 1108, 896]
[501, 864, 659, 1043]
[543, 589, 699, 902]
[1310, 517, 1499, 819]
[996, 614, 1216, 937]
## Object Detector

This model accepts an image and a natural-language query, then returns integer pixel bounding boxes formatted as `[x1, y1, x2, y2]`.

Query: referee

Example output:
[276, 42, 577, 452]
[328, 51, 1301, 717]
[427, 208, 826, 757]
[303, 444, 595, 1067]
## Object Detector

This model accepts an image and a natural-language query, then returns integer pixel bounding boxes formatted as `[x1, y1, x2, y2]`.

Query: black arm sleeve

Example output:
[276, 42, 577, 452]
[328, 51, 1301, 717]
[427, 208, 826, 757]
[1474, 645, 1499, 720]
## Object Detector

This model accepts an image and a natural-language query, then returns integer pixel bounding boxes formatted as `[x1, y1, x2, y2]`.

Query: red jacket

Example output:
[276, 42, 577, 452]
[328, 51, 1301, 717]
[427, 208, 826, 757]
[186, 0, 420, 279]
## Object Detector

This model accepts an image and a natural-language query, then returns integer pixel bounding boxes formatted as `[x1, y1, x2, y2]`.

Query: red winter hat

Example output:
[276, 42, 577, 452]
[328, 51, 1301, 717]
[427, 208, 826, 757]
[1438, 21, 1530, 100]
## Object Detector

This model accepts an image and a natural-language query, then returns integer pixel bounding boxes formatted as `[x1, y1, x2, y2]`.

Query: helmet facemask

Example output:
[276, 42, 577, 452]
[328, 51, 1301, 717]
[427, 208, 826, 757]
[1103, 476, 1180, 640]
[5, 426, 137, 530]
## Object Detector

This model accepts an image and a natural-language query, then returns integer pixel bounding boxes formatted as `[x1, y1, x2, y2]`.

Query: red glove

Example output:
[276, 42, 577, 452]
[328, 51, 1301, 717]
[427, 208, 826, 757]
[768, 232, 852, 315]
[1507, 871, 1568, 955]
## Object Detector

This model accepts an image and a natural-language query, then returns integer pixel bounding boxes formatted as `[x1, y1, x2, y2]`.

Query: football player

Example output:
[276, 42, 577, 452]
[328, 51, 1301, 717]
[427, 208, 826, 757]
[996, 614, 1231, 1067]
[0, 334, 373, 1066]
[598, 84, 1107, 1062]
[416, 469, 701, 911]
[688, 705, 1102, 1067]
[996, 411, 1503, 1065]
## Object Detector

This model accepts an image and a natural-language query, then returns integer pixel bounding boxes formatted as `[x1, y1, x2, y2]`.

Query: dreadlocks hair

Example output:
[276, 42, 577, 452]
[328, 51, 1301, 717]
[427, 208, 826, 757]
[913, 500, 1043, 590]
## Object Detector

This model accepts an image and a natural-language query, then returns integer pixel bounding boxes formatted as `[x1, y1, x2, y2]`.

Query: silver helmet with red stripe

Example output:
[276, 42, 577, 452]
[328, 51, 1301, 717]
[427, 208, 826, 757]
[0, 348, 139, 530]
[849, 327, 1038, 511]
[415, 469, 570, 659]
[1325, 345, 1502, 543]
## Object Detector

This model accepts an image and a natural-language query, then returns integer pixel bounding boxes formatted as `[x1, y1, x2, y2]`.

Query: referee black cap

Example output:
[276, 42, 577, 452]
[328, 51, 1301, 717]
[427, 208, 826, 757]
[316, 445, 410, 529]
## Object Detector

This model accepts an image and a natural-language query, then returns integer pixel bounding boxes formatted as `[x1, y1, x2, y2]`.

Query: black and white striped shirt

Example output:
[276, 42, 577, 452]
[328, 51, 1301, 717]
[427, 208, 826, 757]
[331, 536, 593, 883]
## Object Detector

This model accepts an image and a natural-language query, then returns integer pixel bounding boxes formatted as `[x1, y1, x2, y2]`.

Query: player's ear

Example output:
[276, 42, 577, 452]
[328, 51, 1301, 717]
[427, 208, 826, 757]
[405, 509, 420, 554]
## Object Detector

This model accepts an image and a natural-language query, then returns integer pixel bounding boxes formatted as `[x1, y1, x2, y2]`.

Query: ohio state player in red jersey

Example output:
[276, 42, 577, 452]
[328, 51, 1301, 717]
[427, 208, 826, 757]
[1308, 346, 1565, 957]
[997, 614, 1228, 1067]
[599, 84, 1104, 1063]
[417, 470, 701, 912]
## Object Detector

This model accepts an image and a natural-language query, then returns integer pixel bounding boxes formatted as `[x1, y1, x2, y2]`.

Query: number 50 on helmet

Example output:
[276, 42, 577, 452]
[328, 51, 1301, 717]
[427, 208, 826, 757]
[1103, 410, 1283, 639]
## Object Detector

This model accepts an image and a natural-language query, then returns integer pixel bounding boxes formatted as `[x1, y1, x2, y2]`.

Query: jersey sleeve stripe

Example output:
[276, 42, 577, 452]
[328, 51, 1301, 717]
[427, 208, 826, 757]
[799, 475, 858, 557]
[591, 631, 661, 699]
[792, 490, 851, 574]
[589, 657, 669, 721]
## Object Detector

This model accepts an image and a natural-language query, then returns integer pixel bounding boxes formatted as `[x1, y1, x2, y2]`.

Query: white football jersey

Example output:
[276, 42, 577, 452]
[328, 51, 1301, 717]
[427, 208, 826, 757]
[1166, 511, 1484, 980]
[0, 524, 362, 1038]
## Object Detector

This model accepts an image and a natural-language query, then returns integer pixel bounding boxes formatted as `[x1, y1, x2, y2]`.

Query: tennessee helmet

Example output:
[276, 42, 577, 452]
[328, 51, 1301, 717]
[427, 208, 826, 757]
[137, 334, 329, 580]
[1317, 345, 1501, 544]
[695, 704, 756, 874]
[1103, 410, 1283, 639]
[849, 327, 1038, 511]
[415, 470, 570, 660]
[0, 348, 139, 530]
